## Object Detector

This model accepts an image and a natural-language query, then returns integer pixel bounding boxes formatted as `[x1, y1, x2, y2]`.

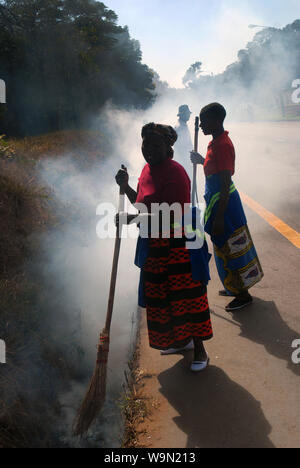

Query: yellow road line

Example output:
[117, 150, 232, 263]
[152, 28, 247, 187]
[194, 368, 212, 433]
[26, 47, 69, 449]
[240, 191, 300, 250]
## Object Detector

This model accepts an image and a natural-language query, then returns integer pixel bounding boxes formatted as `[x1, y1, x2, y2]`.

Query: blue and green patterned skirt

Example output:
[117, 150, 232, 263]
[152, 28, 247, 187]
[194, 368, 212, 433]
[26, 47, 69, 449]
[204, 174, 264, 295]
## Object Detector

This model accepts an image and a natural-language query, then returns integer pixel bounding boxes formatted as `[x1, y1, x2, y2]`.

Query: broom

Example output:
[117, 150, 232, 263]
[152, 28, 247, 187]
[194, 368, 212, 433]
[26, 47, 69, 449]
[74, 170, 126, 436]
[192, 116, 200, 207]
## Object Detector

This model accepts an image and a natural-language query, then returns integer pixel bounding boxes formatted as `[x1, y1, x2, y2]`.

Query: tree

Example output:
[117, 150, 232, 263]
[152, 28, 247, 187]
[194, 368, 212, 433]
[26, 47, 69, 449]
[0, 0, 155, 136]
[182, 20, 300, 117]
[182, 61, 203, 88]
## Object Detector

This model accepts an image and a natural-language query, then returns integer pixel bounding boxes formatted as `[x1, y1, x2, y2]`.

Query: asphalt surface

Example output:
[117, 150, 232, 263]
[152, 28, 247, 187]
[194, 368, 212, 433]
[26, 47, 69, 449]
[135, 122, 300, 449]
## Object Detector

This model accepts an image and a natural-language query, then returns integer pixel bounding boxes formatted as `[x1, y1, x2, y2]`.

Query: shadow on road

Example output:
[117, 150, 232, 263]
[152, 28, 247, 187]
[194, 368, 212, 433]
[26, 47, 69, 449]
[158, 360, 275, 448]
[229, 298, 300, 377]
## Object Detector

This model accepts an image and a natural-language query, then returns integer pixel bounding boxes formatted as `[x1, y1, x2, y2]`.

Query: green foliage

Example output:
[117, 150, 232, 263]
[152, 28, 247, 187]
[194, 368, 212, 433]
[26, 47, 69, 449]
[0, 0, 155, 136]
[182, 61, 203, 88]
[183, 21, 300, 117]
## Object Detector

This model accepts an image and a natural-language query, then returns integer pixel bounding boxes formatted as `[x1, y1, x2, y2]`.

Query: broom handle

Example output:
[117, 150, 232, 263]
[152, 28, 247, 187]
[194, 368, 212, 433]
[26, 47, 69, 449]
[192, 116, 199, 208]
[104, 184, 125, 333]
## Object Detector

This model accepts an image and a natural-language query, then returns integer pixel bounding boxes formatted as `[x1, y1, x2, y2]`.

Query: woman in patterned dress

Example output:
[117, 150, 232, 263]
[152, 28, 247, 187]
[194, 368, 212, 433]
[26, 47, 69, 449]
[116, 123, 213, 372]
[191, 103, 264, 311]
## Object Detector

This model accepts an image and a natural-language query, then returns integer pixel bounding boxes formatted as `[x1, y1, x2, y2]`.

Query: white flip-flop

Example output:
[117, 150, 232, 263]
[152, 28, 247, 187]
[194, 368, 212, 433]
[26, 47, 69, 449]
[160, 341, 194, 355]
[190, 356, 210, 372]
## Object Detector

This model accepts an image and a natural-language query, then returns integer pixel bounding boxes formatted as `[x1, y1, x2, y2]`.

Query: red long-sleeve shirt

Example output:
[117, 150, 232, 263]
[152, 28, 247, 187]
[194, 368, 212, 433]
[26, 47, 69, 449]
[136, 158, 191, 211]
[204, 131, 235, 177]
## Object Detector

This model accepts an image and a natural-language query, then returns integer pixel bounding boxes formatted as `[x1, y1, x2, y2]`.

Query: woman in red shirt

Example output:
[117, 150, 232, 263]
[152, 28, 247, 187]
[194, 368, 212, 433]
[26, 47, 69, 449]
[191, 103, 264, 311]
[116, 123, 213, 372]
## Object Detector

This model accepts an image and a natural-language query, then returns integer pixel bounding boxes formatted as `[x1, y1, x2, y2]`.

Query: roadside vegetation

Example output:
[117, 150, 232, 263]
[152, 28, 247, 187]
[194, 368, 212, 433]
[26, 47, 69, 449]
[0, 131, 105, 447]
[120, 340, 158, 449]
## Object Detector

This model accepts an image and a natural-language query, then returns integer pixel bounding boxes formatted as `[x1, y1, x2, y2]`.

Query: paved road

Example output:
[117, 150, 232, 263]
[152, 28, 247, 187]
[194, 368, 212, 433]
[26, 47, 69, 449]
[135, 122, 300, 449]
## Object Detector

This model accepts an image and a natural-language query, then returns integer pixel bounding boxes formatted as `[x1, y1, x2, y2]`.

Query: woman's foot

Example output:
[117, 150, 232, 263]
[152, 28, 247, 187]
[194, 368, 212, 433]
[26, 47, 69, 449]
[193, 338, 207, 361]
[190, 356, 209, 372]
[190, 338, 209, 372]
[225, 293, 253, 312]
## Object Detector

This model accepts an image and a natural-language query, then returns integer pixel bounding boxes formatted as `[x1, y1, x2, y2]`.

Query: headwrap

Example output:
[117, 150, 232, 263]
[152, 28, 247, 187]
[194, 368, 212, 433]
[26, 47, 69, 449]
[141, 123, 178, 147]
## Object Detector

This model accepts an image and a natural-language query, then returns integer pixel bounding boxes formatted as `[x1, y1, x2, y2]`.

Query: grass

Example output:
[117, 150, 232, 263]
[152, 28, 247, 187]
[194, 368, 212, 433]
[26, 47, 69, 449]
[0, 130, 106, 447]
[120, 333, 159, 449]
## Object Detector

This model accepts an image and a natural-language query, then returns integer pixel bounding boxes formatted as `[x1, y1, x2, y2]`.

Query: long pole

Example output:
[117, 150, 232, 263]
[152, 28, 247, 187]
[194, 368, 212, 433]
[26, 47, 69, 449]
[104, 186, 125, 333]
[192, 116, 199, 207]
[74, 178, 126, 436]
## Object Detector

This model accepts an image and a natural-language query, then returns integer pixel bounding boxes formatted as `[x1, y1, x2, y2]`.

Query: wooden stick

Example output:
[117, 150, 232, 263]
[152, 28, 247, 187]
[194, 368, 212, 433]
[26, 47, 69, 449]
[104, 186, 125, 333]
[74, 179, 125, 436]
[192, 116, 199, 207]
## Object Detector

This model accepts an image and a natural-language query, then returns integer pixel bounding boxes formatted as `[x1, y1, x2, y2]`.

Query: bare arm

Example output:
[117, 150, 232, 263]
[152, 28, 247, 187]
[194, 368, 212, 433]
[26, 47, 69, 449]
[124, 184, 137, 205]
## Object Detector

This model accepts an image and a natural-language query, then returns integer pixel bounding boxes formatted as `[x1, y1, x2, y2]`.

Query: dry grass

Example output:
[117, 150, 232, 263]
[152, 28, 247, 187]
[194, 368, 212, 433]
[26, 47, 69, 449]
[74, 330, 109, 437]
[0, 130, 106, 448]
[5, 130, 105, 167]
[120, 341, 159, 448]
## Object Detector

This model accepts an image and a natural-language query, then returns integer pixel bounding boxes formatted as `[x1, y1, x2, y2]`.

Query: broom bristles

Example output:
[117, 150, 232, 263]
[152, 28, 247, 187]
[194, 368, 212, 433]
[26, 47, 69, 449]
[74, 331, 109, 437]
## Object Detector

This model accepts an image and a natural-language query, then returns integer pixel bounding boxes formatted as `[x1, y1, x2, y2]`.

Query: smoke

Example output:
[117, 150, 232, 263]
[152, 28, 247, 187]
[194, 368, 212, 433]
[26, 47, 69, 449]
[31, 17, 300, 446]
[203, 6, 262, 76]
[177, 17, 300, 121]
[37, 141, 141, 446]
[92, 44, 300, 234]
[35, 94, 200, 446]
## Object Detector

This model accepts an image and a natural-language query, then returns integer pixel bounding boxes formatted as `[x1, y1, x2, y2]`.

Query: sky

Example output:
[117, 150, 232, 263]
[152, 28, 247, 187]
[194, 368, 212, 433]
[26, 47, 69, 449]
[105, 0, 300, 88]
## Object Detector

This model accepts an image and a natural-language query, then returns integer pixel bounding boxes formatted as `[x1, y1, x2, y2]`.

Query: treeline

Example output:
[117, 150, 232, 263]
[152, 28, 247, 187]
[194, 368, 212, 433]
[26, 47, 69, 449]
[0, 0, 155, 136]
[183, 20, 300, 118]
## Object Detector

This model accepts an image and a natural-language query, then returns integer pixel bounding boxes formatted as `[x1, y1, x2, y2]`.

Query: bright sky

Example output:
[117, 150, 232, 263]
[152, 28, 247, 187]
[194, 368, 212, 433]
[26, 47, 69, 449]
[105, 0, 300, 88]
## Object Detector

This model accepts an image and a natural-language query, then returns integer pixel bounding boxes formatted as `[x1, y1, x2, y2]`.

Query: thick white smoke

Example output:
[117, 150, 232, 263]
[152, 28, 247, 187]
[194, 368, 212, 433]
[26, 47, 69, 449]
[37, 18, 300, 441]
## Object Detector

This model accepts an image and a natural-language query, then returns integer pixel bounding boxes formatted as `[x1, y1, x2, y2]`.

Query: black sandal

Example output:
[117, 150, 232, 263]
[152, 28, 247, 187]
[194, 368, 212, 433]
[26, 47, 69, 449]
[225, 294, 253, 311]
